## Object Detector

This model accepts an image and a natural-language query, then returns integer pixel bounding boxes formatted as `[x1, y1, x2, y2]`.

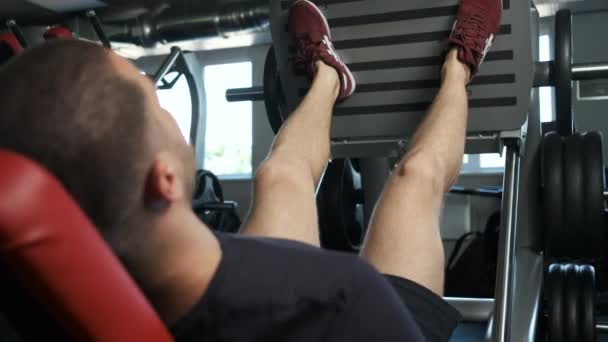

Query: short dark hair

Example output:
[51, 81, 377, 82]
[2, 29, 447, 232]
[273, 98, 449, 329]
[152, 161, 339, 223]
[0, 40, 153, 246]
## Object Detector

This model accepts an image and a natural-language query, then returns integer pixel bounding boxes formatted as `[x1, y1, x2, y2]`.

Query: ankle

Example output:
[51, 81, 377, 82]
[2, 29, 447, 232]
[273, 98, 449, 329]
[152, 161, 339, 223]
[314, 61, 340, 100]
[441, 48, 471, 84]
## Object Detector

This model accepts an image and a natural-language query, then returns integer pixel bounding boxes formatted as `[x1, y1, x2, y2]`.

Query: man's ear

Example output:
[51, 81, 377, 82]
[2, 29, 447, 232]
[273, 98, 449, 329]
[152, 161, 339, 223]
[145, 153, 186, 209]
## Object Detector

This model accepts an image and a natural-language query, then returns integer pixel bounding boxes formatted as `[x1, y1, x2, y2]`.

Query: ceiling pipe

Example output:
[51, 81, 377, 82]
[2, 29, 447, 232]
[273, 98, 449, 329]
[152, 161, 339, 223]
[110, 1, 270, 47]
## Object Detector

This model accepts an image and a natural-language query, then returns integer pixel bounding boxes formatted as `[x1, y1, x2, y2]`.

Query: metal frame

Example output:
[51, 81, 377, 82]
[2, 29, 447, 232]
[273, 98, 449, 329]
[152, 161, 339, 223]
[492, 141, 520, 342]
[5, 20, 27, 48]
[151, 47, 207, 168]
[445, 297, 495, 323]
[86, 10, 112, 49]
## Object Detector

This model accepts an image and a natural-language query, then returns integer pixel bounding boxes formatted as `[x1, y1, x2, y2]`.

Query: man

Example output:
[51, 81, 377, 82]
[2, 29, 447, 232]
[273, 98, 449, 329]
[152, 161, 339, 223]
[0, 0, 501, 340]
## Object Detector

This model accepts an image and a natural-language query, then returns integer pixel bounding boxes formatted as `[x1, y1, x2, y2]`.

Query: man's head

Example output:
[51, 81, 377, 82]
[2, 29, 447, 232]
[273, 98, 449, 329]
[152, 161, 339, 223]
[0, 40, 195, 258]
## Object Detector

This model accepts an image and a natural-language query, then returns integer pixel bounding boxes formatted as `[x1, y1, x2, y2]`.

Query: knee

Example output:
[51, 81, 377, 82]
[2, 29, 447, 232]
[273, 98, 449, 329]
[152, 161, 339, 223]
[254, 156, 314, 193]
[394, 153, 447, 194]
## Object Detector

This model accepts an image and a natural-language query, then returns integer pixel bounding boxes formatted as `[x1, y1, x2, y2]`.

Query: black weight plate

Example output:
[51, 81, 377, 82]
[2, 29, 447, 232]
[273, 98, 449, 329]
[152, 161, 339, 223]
[264, 45, 287, 135]
[554, 10, 573, 136]
[583, 131, 606, 257]
[564, 134, 585, 256]
[542, 132, 565, 257]
[564, 264, 580, 342]
[318, 159, 363, 252]
[341, 159, 364, 250]
[579, 264, 596, 342]
[547, 263, 565, 342]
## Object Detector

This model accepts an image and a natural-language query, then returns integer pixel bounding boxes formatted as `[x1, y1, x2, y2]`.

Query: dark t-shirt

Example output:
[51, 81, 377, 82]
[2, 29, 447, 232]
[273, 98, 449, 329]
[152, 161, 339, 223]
[170, 233, 460, 342]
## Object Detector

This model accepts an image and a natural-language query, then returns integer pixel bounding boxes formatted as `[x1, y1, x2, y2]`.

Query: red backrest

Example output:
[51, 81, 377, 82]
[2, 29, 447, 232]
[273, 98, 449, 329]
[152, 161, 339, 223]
[0, 150, 173, 342]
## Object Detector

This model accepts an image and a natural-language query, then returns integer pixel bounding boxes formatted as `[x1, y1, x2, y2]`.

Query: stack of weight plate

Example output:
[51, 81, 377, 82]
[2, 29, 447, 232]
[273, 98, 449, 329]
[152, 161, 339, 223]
[541, 131, 606, 260]
[269, 0, 535, 158]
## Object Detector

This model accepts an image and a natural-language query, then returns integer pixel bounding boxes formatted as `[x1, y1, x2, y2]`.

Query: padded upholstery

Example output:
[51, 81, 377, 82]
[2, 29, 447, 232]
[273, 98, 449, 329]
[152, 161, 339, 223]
[44, 26, 73, 40]
[0, 32, 23, 65]
[0, 32, 23, 55]
[0, 150, 173, 342]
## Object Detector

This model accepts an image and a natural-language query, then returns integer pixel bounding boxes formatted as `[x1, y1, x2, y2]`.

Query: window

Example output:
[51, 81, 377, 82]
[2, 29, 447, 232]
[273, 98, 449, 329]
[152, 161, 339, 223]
[156, 72, 193, 142]
[461, 153, 505, 174]
[203, 62, 253, 177]
[539, 35, 554, 123]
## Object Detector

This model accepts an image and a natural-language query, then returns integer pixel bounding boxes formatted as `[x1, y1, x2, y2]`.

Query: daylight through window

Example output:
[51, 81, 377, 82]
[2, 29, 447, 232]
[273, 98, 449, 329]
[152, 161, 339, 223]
[203, 62, 253, 177]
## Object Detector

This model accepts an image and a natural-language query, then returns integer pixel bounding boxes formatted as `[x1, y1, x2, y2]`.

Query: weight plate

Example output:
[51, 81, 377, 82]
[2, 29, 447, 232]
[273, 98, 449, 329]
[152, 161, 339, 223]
[547, 263, 565, 342]
[579, 264, 596, 342]
[582, 131, 606, 257]
[564, 134, 585, 255]
[542, 132, 565, 257]
[263, 45, 287, 135]
[564, 264, 580, 342]
[554, 10, 573, 136]
[318, 159, 364, 252]
[341, 159, 365, 249]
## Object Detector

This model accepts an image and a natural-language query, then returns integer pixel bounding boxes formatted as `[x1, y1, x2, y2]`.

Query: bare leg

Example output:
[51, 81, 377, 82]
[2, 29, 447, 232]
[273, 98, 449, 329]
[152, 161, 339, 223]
[360, 49, 471, 295]
[240, 62, 339, 246]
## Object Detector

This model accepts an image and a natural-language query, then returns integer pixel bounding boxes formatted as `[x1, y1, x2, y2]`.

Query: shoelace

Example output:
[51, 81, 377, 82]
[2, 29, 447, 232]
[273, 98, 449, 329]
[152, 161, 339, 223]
[455, 13, 489, 55]
[292, 34, 322, 66]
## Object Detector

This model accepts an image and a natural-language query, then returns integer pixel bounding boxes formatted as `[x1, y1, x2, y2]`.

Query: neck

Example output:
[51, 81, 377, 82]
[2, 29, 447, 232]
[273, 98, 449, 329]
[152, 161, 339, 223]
[125, 209, 222, 325]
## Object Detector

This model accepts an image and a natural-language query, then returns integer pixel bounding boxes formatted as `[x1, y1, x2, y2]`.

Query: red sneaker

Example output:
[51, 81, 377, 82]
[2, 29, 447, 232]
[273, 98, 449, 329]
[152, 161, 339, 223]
[288, 0, 356, 102]
[448, 0, 502, 77]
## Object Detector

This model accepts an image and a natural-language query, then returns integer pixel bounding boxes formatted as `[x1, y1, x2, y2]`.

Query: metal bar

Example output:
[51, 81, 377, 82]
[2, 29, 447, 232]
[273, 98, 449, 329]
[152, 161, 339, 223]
[6, 20, 27, 48]
[449, 187, 503, 198]
[444, 297, 494, 323]
[485, 317, 494, 342]
[86, 10, 112, 48]
[555, 10, 573, 137]
[226, 86, 264, 102]
[153, 47, 182, 85]
[533, 61, 553, 87]
[193, 201, 238, 211]
[597, 324, 608, 332]
[492, 143, 520, 342]
[572, 62, 608, 81]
